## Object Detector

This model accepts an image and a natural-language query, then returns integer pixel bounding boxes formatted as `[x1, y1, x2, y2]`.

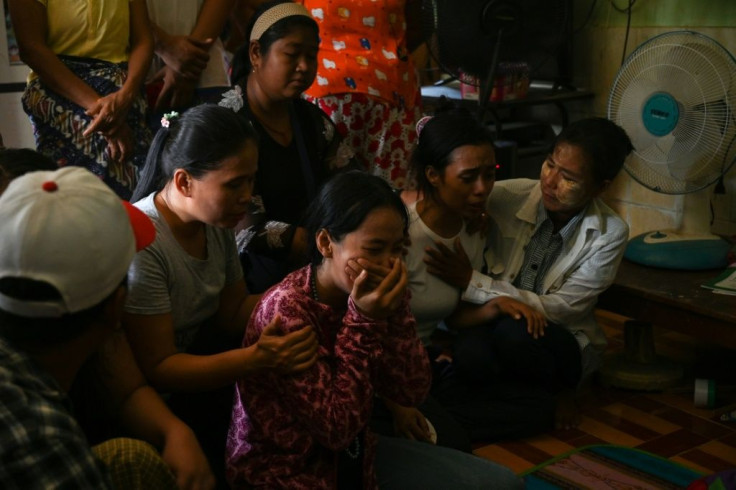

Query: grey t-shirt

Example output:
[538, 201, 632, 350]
[124, 193, 244, 352]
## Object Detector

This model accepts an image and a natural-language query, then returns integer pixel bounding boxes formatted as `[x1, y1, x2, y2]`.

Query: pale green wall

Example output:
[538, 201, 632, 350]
[570, 0, 736, 236]
[574, 0, 736, 28]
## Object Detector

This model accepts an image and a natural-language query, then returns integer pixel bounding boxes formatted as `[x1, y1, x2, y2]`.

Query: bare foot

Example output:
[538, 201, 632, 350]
[555, 389, 581, 430]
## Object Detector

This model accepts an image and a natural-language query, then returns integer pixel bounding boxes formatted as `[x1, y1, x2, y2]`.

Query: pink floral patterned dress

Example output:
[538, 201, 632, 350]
[299, 0, 422, 188]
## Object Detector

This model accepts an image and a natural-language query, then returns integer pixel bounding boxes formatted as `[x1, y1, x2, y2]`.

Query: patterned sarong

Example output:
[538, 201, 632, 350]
[21, 56, 151, 200]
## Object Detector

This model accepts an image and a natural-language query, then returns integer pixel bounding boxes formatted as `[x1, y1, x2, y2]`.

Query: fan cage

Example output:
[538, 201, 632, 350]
[607, 31, 736, 194]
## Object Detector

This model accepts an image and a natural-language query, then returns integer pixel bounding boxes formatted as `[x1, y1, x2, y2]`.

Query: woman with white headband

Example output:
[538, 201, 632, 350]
[219, 0, 354, 294]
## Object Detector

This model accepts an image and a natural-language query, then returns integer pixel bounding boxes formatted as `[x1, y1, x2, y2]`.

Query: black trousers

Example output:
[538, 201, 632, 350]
[454, 316, 582, 391]
[432, 316, 582, 442]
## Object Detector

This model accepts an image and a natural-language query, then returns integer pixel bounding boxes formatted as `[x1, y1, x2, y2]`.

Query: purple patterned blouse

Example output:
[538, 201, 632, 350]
[226, 265, 431, 488]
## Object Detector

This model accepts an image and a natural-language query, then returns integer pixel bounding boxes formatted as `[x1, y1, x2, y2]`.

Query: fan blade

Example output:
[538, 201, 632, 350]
[611, 79, 660, 151]
[653, 38, 730, 110]
[667, 99, 735, 185]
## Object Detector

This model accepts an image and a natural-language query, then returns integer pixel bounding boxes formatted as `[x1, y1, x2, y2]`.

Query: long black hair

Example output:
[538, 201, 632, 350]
[132, 104, 259, 202]
[410, 103, 495, 197]
[303, 171, 408, 265]
[230, 0, 319, 85]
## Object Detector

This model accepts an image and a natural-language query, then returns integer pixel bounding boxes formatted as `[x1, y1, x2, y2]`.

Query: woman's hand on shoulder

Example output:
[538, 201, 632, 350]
[253, 314, 319, 373]
[350, 258, 408, 320]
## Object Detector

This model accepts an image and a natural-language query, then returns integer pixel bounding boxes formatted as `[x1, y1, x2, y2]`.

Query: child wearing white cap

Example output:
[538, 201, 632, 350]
[0, 167, 148, 486]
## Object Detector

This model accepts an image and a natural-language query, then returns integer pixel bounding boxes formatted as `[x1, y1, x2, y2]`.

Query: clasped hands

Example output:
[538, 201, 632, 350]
[83, 89, 135, 164]
[153, 35, 214, 112]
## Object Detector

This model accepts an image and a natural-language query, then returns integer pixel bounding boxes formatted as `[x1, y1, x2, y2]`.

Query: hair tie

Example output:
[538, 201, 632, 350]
[160, 111, 180, 129]
[250, 3, 312, 41]
[416, 116, 433, 137]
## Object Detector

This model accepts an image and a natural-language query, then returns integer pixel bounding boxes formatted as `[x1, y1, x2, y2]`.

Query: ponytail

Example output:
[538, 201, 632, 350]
[130, 104, 259, 203]
[131, 127, 170, 202]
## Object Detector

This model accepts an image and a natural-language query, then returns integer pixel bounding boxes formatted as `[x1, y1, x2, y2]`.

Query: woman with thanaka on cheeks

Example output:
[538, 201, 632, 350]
[220, 0, 354, 293]
[226, 170, 523, 489]
[539, 141, 603, 227]
[425, 118, 634, 438]
[122, 104, 318, 483]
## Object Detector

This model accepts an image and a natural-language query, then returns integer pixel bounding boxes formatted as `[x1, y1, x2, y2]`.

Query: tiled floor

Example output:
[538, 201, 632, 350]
[471, 310, 736, 477]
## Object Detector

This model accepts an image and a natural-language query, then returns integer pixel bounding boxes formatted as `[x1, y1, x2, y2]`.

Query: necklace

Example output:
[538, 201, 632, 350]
[310, 266, 320, 302]
[344, 435, 361, 459]
[311, 266, 360, 458]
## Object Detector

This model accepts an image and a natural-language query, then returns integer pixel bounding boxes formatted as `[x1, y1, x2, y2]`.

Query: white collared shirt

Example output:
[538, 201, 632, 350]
[462, 178, 629, 354]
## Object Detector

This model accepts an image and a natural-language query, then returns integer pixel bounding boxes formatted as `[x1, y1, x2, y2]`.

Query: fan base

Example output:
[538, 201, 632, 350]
[625, 232, 730, 270]
[599, 320, 683, 391]
[600, 355, 684, 391]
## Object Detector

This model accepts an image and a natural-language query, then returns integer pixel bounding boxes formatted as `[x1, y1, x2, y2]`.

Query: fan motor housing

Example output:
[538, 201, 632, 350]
[642, 92, 680, 137]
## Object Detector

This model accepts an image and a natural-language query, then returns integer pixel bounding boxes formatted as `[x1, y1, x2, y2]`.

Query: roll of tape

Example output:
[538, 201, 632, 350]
[694, 378, 716, 408]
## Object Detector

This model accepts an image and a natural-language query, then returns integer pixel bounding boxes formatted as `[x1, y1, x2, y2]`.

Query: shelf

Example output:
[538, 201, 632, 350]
[421, 82, 594, 181]
[421, 83, 594, 110]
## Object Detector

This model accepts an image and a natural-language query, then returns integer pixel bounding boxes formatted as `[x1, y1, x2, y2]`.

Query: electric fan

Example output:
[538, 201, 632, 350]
[608, 31, 736, 270]
[421, 0, 569, 117]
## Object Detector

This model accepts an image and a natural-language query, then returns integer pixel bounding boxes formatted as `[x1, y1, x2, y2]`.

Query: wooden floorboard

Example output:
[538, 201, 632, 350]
[470, 309, 736, 477]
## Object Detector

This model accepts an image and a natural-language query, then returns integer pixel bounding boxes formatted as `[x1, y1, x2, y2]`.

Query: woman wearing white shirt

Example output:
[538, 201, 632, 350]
[356, 107, 544, 451]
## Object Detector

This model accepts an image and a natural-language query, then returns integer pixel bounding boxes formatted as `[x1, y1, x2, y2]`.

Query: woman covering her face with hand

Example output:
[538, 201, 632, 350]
[219, 0, 354, 294]
[226, 170, 522, 490]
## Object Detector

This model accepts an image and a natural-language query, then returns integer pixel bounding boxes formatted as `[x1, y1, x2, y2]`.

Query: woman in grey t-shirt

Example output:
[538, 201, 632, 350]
[123, 104, 318, 482]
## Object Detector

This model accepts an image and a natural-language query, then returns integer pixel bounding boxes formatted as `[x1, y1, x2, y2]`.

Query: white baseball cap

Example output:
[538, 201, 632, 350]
[0, 167, 155, 318]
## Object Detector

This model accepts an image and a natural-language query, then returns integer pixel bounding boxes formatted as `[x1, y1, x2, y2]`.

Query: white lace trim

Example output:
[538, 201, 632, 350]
[264, 221, 290, 248]
[219, 85, 244, 112]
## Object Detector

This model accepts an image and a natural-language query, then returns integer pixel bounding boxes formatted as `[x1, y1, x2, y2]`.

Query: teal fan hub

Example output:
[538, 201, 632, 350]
[642, 92, 679, 136]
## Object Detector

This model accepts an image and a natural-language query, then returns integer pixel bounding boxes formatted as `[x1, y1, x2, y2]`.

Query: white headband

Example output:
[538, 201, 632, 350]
[250, 3, 312, 41]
